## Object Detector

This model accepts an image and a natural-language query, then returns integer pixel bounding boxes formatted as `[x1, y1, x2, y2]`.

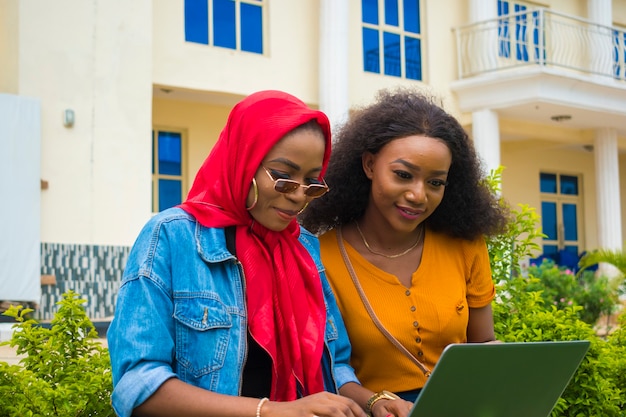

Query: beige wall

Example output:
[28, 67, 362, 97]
[152, 97, 232, 193]
[620, 153, 626, 247]
[6, 0, 625, 252]
[150, 0, 621, 257]
[153, 0, 321, 104]
[17, 0, 153, 246]
[501, 139, 599, 254]
[496, 1, 626, 253]
[156, 0, 626, 257]
[0, 0, 18, 94]
[614, 0, 626, 25]
[549, 0, 585, 16]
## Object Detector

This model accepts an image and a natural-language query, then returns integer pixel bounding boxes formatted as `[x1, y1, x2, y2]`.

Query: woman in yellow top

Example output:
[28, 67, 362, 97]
[300, 88, 509, 417]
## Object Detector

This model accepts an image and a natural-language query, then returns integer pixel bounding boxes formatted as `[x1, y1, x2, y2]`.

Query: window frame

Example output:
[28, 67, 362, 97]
[539, 171, 584, 258]
[152, 127, 188, 213]
[185, 0, 266, 55]
[613, 24, 626, 80]
[497, 0, 544, 64]
[361, 0, 424, 81]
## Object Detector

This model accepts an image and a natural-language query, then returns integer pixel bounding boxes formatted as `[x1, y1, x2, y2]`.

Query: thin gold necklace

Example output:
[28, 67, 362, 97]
[355, 221, 424, 259]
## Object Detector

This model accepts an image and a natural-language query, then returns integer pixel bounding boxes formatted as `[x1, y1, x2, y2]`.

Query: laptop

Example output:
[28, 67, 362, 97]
[409, 340, 590, 417]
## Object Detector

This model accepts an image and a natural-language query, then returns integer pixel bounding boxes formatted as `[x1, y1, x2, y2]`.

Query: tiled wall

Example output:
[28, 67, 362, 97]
[38, 243, 129, 320]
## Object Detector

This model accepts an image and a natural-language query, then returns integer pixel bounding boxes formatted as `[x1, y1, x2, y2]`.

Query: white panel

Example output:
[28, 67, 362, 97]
[594, 128, 622, 251]
[472, 109, 501, 175]
[319, 0, 349, 131]
[0, 94, 41, 302]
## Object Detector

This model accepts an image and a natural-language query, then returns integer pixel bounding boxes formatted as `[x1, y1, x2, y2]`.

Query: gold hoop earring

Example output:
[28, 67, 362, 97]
[246, 178, 259, 211]
[297, 202, 309, 215]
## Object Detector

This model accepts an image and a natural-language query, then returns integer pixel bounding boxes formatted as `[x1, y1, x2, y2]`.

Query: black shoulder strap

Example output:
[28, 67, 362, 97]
[225, 226, 236, 255]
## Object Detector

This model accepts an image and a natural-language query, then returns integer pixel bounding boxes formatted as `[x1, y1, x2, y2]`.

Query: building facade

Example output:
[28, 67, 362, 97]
[1, 0, 626, 319]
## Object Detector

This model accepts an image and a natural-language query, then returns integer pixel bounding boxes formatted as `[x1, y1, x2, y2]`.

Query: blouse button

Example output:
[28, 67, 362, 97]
[410, 306, 416, 312]
[417, 351, 424, 357]
[415, 337, 422, 343]
[413, 321, 418, 327]
[405, 290, 411, 296]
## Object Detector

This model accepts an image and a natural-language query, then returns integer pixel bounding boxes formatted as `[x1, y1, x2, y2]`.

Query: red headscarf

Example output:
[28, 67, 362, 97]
[178, 90, 332, 400]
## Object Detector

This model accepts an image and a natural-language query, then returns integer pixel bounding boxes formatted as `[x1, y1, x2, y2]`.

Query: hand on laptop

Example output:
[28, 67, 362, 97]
[266, 392, 367, 417]
[370, 397, 414, 417]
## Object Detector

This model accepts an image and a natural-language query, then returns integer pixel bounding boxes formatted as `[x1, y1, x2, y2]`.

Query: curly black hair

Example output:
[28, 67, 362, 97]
[300, 87, 509, 240]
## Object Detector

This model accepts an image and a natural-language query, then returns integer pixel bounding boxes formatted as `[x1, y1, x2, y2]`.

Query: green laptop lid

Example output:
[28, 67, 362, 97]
[409, 340, 590, 417]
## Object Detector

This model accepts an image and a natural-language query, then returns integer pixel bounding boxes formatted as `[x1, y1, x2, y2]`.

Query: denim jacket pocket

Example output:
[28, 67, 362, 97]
[173, 294, 233, 378]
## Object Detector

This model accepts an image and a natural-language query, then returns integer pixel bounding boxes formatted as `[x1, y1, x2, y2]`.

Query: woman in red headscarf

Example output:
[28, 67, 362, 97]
[107, 91, 384, 417]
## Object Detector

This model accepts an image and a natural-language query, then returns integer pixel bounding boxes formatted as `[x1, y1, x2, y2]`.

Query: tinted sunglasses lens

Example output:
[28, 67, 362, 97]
[305, 185, 328, 197]
[274, 180, 300, 194]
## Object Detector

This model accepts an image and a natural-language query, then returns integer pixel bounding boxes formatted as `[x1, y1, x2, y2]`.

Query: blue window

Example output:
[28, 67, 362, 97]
[541, 201, 557, 241]
[153, 129, 185, 212]
[613, 29, 626, 80]
[562, 204, 578, 241]
[497, 0, 510, 58]
[384, 32, 401, 77]
[531, 10, 544, 61]
[362, 0, 422, 80]
[539, 172, 557, 193]
[362, 0, 379, 24]
[214, 0, 236, 49]
[363, 28, 380, 74]
[539, 172, 582, 259]
[185, 0, 209, 44]
[498, 1, 543, 63]
[405, 36, 422, 80]
[159, 179, 183, 212]
[241, 2, 263, 53]
[543, 244, 558, 258]
[560, 174, 579, 195]
[158, 132, 182, 176]
[385, 0, 399, 26]
[184, 0, 264, 54]
[514, 4, 528, 61]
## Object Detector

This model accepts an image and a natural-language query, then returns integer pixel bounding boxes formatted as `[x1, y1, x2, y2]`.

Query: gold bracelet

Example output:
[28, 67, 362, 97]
[366, 390, 401, 416]
[256, 397, 269, 417]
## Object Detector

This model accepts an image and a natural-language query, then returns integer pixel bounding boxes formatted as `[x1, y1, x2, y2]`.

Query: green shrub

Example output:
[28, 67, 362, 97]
[484, 166, 544, 282]
[526, 259, 617, 325]
[494, 275, 625, 416]
[578, 249, 626, 298]
[607, 313, 626, 402]
[0, 290, 114, 416]
[486, 167, 626, 417]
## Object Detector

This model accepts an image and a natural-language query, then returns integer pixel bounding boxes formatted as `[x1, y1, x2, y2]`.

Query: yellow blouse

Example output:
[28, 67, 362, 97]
[319, 227, 495, 392]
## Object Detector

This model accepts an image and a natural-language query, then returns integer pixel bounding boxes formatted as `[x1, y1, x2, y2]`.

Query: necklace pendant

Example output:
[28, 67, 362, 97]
[355, 221, 424, 259]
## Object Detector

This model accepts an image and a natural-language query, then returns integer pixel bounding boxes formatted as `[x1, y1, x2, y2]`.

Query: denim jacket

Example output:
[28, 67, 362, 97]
[107, 208, 359, 417]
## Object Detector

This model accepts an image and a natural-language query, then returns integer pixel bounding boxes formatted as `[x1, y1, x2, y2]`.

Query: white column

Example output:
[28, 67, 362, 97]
[472, 109, 501, 176]
[468, 1, 501, 176]
[469, 0, 497, 22]
[468, 0, 498, 74]
[587, 0, 613, 76]
[319, 0, 349, 133]
[594, 128, 622, 251]
[587, 0, 612, 25]
[0, 95, 41, 303]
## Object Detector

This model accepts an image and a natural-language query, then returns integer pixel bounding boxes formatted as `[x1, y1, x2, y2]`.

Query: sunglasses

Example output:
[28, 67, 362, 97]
[263, 166, 329, 198]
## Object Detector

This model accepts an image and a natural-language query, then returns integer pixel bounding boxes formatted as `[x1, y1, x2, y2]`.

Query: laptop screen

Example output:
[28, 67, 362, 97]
[409, 340, 590, 417]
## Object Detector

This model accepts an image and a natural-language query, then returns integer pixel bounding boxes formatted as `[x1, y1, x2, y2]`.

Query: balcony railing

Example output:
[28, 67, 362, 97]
[453, 8, 626, 82]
